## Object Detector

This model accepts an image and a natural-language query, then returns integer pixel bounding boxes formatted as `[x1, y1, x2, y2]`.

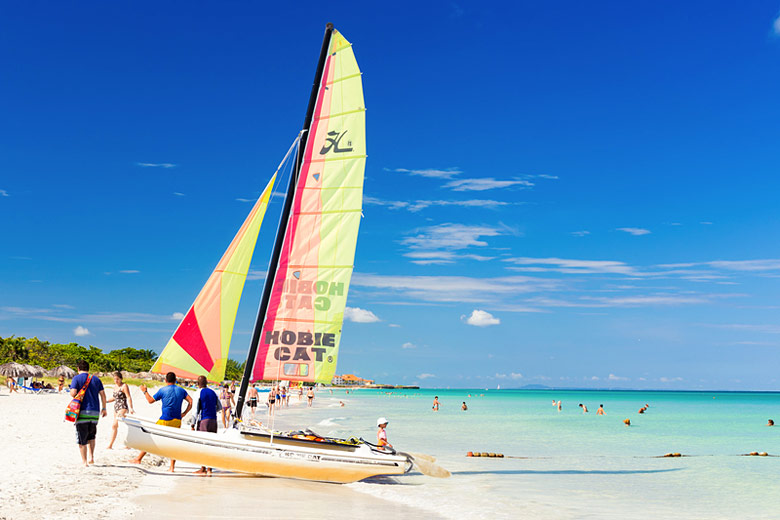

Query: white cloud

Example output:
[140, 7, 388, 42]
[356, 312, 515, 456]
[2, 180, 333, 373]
[247, 270, 266, 281]
[403, 223, 504, 254]
[707, 323, 780, 334]
[608, 373, 628, 381]
[401, 342, 416, 349]
[388, 324, 401, 328]
[462, 309, 500, 327]
[591, 376, 600, 380]
[443, 178, 533, 192]
[659, 376, 683, 383]
[385, 167, 461, 179]
[617, 227, 651, 236]
[0, 189, 8, 197]
[137, 162, 177, 168]
[774, 13, 780, 35]
[417, 373, 436, 379]
[504, 257, 638, 275]
[344, 307, 381, 323]
[74, 326, 91, 336]
[510, 372, 523, 379]
[119, 270, 140, 274]
[700, 221, 713, 225]
[571, 231, 590, 237]
[171, 312, 185, 320]
[173, 192, 185, 196]
[236, 198, 253, 202]
[706, 260, 780, 272]
[352, 273, 560, 304]
[364, 196, 510, 212]
[52, 304, 74, 309]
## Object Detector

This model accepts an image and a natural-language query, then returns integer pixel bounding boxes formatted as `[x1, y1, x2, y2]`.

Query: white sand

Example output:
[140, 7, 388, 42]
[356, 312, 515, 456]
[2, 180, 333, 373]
[0, 384, 435, 520]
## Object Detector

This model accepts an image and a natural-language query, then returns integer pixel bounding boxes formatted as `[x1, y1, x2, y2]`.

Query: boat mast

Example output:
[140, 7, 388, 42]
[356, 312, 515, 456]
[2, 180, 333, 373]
[235, 23, 334, 420]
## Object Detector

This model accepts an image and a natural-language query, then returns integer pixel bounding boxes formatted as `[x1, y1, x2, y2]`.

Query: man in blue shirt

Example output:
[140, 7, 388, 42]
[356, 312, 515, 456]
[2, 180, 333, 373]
[69, 360, 107, 466]
[192, 375, 220, 475]
[130, 371, 192, 472]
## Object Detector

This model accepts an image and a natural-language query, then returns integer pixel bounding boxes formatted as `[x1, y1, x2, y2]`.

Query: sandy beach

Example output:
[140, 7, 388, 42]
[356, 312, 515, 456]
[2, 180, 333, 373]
[0, 385, 435, 520]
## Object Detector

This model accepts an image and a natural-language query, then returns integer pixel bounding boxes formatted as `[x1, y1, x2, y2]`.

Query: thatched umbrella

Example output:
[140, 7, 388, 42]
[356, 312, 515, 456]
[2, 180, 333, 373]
[0, 362, 30, 377]
[49, 365, 77, 378]
[23, 364, 46, 378]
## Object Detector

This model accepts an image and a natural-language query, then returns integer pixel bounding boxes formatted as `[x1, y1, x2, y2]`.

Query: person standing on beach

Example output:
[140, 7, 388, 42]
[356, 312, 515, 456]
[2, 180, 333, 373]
[432, 396, 440, 411]
[597, 404, 605, 415]
[219, 383, 234, 427]
[69, 360, 107, 467]
[376, 417, 392, 448]
[247, 384, 259, 419]
[106, 371, 134, 450]
[193, 375, 219, 475]
[131, 371, 192, 472]
[307, 386, 315, 407]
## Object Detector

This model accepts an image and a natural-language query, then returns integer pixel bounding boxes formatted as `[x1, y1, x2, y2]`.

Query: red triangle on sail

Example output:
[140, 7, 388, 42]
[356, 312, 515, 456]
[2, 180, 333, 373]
[173, 307, 214, 372]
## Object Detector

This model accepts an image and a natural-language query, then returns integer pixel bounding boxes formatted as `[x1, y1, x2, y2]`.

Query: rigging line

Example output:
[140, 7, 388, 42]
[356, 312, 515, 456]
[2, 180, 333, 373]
[269, 133, 303, 203]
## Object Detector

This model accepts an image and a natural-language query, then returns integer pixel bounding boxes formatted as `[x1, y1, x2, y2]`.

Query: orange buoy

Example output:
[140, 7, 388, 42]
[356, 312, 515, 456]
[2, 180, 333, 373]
[467, 452, 474, 457]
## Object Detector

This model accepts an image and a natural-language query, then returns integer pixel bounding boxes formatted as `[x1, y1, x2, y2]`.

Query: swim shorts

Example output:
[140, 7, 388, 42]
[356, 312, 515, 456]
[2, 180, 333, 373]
[156, 418, 182, 428]
[75, 422, 97, 445]
[197, 418, 218, 433]
[248, 398, 257, 408]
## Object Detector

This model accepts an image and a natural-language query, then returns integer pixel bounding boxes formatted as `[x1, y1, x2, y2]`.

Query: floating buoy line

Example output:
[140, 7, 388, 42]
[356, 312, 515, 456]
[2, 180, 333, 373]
[465, 451, 776, 458]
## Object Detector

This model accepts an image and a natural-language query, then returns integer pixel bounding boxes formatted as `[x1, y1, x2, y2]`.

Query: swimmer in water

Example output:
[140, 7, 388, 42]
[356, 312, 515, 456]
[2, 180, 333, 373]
[638, 407, 646, 414]
[579, 403, 588, 413]
[432, 396, 440, 411]
[768, 419, 775, 426]
[557, 400, 562, 412]
[624, 418, 631, 426]
[461, 401, 468, 411]
[596, 404, 605, 415]
[552, 399, 557, 407]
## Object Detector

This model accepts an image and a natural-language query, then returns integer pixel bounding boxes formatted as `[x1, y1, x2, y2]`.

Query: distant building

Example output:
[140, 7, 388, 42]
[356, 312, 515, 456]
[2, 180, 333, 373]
[332, 373, 374, 386]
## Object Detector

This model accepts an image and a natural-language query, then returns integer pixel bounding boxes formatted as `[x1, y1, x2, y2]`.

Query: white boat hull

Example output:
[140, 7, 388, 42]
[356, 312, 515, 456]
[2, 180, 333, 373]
[121, 416, 410, 483]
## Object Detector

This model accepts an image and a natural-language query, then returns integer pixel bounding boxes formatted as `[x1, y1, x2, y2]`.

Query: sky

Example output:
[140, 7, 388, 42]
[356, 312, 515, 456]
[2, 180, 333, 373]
[2, 1, 780, 390]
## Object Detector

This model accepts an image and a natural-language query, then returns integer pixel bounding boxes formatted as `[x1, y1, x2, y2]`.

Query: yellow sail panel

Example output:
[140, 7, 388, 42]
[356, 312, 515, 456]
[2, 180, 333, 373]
[152, 174, 277, 382]
[252, 30, 366, 384]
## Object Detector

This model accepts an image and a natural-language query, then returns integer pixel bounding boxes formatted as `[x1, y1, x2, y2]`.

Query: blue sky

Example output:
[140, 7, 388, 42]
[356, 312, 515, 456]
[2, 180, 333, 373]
[3, 2, 780, 390]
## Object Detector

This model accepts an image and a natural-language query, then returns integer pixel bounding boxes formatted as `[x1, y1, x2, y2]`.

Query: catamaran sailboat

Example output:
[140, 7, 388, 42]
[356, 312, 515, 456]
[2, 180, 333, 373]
[121, 24, 442, 483]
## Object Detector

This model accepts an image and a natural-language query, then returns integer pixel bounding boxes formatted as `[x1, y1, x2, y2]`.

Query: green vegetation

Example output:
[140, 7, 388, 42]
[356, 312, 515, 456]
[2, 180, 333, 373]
[225, 358, 246, 381]
[1, 335, 248, 381]
[0, 335, 156, 372]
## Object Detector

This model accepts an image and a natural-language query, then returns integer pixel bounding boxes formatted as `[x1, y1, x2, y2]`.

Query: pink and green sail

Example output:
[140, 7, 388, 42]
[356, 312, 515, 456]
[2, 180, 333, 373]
[251, 30, 366, 384]
[152, 175, 277, 382]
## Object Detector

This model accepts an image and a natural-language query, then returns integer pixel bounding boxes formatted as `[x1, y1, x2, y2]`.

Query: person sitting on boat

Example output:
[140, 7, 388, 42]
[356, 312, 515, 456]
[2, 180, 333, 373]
[131, 371, 192, 472]
[377, 417, 392, 449]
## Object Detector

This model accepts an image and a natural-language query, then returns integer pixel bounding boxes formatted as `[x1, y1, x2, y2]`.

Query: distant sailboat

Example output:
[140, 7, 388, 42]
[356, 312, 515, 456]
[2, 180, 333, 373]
[123, 24, 424, 483]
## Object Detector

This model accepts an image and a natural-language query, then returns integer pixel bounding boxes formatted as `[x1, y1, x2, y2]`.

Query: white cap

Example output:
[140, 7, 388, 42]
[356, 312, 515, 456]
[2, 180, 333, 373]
[377, 417, 388, 427]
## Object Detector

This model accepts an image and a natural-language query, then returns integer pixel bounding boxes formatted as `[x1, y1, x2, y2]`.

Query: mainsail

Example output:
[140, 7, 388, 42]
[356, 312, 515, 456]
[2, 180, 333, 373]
[152, 174, 277, 382]
[250, 30, 366, 384]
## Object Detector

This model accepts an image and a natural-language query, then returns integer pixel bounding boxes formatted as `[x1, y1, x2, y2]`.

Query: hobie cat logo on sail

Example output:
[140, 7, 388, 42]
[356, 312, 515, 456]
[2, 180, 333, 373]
[320, 130, 353, 154]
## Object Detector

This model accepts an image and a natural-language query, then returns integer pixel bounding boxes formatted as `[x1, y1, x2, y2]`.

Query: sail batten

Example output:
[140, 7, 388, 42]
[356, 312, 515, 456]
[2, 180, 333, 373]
[250, 29, 365, 384]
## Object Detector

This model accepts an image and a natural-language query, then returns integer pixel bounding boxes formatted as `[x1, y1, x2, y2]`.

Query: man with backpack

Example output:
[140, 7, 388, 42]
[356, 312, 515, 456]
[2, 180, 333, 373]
[69, 360, 107, 466]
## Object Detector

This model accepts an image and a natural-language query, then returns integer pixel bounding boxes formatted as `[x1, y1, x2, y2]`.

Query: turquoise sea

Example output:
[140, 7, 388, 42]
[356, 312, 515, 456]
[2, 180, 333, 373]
[267, 388, 780, 519]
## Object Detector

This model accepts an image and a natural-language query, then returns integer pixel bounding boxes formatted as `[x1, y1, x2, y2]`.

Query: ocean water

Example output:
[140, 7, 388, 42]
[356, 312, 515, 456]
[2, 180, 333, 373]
[260, 389, 780, 519]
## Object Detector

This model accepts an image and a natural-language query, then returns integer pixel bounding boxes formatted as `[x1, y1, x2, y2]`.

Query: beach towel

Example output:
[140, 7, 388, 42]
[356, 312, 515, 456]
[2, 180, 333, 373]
[65, 374, 93, 423]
